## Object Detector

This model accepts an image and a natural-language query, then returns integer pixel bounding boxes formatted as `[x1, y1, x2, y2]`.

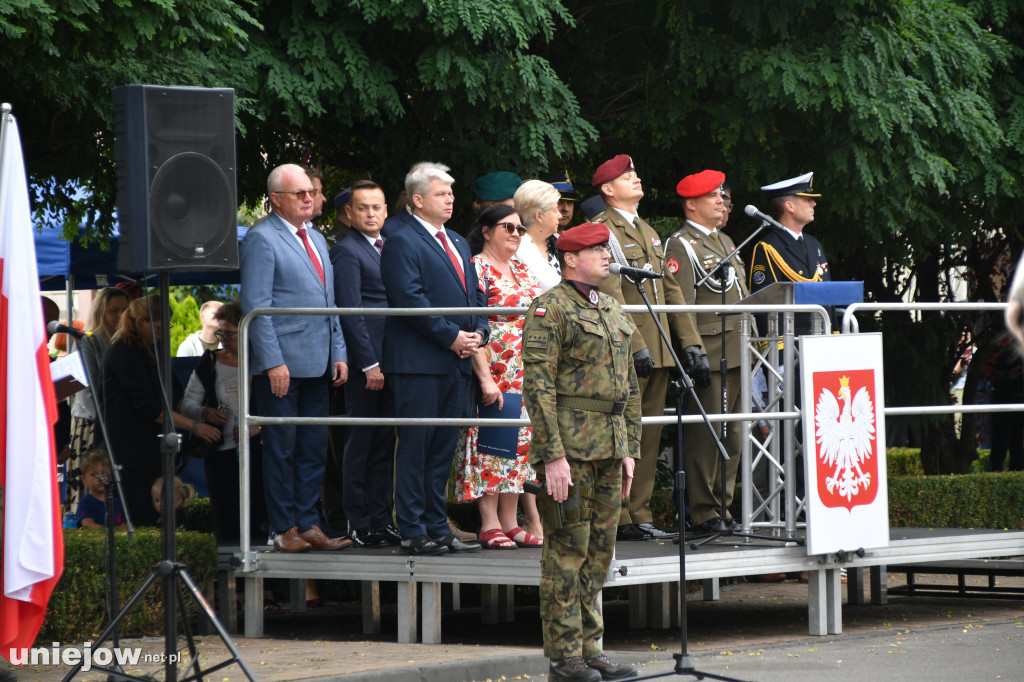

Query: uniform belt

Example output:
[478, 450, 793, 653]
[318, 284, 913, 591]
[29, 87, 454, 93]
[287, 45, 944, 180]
[556, 395, 626, 415]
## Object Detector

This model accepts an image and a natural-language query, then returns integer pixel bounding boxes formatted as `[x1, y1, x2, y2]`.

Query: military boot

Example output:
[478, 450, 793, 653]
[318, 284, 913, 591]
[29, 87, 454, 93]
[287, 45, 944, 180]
[585, 654, 637, 679]
[549, 656, 602, 681]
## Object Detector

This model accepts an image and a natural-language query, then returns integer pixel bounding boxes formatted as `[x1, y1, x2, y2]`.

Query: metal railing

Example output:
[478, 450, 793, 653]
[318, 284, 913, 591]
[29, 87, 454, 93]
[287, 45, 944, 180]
[235, 303, 831, 568]
[233, 301, 1018, 568]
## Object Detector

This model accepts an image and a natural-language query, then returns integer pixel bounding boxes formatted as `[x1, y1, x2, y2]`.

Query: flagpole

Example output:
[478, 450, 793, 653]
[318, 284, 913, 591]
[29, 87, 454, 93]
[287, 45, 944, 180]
[0, 104, 12, 194]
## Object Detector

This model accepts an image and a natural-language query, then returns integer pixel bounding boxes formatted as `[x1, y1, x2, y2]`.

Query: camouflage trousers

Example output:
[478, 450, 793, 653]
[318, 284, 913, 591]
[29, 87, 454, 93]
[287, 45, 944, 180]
[537, 457, 622, 659]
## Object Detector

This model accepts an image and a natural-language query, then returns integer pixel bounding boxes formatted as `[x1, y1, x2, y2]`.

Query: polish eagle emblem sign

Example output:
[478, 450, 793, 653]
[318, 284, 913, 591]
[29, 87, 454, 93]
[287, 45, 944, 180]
[813, 369, 878, 511]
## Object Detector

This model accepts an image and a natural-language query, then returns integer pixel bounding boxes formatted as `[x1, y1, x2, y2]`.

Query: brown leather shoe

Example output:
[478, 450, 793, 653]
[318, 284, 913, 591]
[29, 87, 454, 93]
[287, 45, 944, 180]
[448, 517, 477, 542]
[299, 525, 353, 550]
[274, 527, 312, 552]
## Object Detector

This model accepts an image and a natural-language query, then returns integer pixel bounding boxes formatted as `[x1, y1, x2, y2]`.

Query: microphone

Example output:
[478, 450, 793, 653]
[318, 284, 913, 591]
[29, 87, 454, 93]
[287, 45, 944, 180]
[609, 262, 663, 280]
[744, 205, 786, 230]
[47, 321, 90, 339]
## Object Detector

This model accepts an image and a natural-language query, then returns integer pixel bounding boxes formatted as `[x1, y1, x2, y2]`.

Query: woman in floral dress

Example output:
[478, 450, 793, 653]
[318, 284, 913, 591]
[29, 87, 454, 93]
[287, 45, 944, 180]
[455, 204, 544, 548]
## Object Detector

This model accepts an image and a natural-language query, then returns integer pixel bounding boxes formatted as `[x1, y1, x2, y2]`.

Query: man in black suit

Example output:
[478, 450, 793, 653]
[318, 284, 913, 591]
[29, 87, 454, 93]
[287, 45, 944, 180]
[330, 180, 398, 546]
[380, 162, 489, 556]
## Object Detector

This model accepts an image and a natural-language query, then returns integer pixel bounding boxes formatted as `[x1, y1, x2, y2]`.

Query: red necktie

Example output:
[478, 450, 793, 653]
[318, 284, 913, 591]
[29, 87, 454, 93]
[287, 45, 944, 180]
[374, 238, 383, 254]
[296, 227, 325, 286]
[435, 229, 466, 289]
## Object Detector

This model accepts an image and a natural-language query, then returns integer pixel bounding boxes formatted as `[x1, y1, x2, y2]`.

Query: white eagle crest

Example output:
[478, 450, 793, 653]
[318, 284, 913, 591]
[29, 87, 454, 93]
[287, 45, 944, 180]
[815, 375, 875, 501]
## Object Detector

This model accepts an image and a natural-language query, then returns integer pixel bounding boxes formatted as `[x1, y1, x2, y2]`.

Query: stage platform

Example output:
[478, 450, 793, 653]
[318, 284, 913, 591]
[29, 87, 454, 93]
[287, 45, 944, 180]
[219, 527, 1024, 643]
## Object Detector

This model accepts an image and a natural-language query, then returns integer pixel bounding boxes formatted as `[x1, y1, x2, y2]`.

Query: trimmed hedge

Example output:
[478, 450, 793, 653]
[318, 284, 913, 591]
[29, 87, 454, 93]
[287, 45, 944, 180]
[886, 447, 997, 476]
[887, 447, 926, 477]
[888, 471, 1024, 529]
[39, 528, 216, 643]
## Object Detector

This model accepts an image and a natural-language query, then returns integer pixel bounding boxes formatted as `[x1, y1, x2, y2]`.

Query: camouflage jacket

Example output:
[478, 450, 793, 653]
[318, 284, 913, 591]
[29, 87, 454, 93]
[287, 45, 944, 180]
[522, 280, 642, 465]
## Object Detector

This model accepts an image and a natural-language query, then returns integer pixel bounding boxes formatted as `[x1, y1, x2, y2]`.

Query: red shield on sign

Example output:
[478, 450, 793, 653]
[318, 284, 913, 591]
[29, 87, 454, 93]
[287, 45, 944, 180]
[812, 368, 879, 511]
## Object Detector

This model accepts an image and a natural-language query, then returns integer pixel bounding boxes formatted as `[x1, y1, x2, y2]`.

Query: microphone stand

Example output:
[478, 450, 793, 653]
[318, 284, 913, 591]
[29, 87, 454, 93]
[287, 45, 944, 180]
[71, 330, 134, 679]
[688, 220, 800, 550]
[621, 274, 745, 682]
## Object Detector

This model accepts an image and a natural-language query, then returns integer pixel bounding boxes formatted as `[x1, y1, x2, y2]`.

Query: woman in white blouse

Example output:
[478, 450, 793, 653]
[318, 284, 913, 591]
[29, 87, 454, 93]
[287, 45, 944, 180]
[513, 179, 563, 292]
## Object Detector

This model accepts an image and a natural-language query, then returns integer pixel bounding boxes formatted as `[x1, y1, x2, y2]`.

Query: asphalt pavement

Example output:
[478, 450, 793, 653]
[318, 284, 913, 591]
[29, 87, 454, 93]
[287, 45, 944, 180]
[5, 572, 1022, 681]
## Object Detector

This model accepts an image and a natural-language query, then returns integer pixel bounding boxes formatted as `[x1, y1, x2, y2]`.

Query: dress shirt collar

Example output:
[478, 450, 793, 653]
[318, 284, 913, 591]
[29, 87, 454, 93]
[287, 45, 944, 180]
[686, 219, 716, 238]
[611, 206, 639, 225]
[779, 225, 803, 241]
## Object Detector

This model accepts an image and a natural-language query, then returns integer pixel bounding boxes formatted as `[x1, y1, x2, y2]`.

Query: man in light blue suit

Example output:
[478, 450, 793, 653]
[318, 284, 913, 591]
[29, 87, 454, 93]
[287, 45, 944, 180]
[241, 163, 352, 553]
[381, 162, 489, 556]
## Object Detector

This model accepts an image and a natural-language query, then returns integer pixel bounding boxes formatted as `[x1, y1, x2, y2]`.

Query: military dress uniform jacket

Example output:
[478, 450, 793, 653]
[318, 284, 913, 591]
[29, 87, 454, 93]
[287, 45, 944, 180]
[522, 281, 642, 465]
[663, 222, 750, 369]
[748, 227, 833, 335]
[592, 208, 702, 364]
[748, 227, 831, 290]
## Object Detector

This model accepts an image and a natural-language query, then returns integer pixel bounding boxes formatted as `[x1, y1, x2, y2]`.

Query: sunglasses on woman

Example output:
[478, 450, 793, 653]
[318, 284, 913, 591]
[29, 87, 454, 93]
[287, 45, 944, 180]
[493, 221, 527, 235]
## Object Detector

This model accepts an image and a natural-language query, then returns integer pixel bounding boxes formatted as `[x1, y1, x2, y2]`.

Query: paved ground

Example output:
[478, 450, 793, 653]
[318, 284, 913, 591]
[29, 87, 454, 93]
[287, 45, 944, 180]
[5, 571, 1023, 681]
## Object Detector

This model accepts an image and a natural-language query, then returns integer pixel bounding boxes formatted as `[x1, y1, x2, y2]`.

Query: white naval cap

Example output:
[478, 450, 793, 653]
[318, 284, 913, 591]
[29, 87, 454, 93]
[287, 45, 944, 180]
[760, 172, 821, 199]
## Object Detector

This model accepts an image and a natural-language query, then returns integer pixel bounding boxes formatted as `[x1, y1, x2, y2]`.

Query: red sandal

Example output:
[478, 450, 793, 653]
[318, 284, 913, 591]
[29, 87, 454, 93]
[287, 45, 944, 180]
[506, 526, 543, 547]
[479, 528, 517, 549]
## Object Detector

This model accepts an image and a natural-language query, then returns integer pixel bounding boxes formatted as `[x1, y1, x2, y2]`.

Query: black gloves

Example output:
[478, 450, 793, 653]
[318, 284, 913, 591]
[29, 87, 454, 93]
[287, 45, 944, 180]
[632, 348, 654, 378]
[681, 345, 712, 389]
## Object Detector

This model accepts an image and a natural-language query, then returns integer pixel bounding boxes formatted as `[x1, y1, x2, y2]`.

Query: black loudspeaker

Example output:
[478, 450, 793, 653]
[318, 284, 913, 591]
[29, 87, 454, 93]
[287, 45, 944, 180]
[113, 84, 238, 272]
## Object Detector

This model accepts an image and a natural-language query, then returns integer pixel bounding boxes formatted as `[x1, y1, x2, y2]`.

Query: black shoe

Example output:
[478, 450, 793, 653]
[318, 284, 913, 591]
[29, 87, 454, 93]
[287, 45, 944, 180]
[379, 522, 402, 545]
[400, 535, 449, 556]
[350, 527, 388, 547]
[636, 522, 678, 540]
[585, 654, 637, 679]
[431, 533, 481, 553]
[692, 517, 726, 535]
[549, 656, 602, 681]
[615, 523, 650, 541]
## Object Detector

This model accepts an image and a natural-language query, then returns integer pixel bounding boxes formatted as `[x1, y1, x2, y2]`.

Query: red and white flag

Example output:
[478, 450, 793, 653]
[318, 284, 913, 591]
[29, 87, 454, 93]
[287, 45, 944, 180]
[0, 105, 63, 663]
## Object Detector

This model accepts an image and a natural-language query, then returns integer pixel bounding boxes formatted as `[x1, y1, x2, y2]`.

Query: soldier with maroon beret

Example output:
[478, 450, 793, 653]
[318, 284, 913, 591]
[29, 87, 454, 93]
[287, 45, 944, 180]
[590, 154, 702, 543]
[522, 223, 641, 681]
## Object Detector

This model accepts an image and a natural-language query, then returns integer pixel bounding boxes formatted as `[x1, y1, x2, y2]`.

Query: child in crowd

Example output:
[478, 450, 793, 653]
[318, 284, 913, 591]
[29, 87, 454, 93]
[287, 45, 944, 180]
[151, 475, 197, 527]
[74, 449, 125, 528]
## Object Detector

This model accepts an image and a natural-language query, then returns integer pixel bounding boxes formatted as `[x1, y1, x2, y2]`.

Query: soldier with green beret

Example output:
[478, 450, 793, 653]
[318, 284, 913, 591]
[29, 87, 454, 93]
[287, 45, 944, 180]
[522, 222, 641, 681]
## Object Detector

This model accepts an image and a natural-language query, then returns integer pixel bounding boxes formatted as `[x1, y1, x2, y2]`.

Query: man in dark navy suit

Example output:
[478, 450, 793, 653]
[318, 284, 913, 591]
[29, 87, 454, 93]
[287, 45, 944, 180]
[330, 180, 398, 547]
[380, 162, 489, 555]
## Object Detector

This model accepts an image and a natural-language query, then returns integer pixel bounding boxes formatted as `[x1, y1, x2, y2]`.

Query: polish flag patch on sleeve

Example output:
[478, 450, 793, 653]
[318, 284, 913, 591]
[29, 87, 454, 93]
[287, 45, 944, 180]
[534, 307, 547, 316]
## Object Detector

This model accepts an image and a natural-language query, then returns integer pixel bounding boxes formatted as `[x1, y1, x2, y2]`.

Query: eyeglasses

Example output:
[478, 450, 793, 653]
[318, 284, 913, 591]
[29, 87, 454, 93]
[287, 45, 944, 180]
[493, 222, 527, 235]
[214, 330, 238, 340]
[723, 202, 734, 211]
[272, 188, 319, 199]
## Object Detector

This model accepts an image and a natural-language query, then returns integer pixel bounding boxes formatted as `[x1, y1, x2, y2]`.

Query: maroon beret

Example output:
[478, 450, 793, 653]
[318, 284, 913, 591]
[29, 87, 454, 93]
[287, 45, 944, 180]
[591, 154, 635, 186]
[676, 169, 726, 198]
[556, 223, 611, 251]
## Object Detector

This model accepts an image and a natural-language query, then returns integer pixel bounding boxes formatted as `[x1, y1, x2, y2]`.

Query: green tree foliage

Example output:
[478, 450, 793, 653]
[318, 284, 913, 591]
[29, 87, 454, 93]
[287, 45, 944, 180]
[169, 294, 200, 355]
[0, 0, 260, 242]
[232, 0, 596, 222]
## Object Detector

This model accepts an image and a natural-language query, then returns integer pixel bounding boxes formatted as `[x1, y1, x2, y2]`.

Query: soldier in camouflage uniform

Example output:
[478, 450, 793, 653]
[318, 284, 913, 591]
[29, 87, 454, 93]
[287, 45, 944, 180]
[522, 223, 642, 681]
